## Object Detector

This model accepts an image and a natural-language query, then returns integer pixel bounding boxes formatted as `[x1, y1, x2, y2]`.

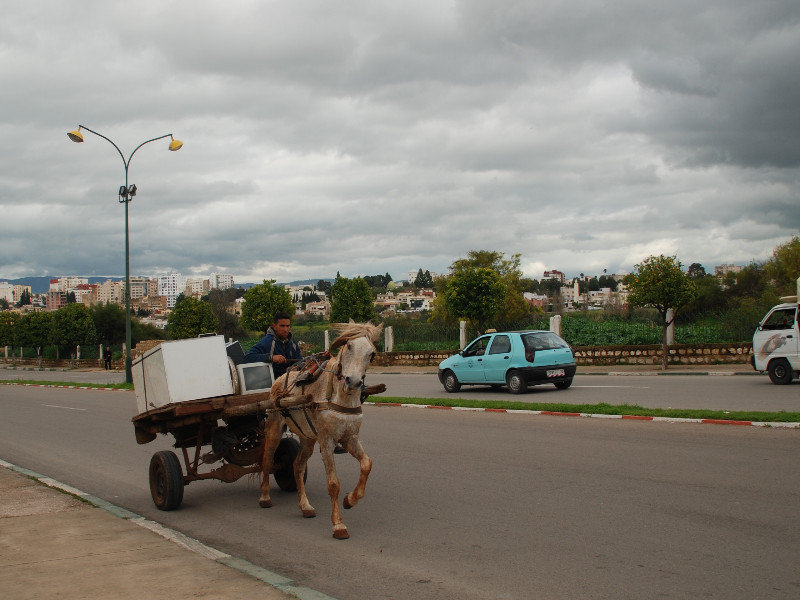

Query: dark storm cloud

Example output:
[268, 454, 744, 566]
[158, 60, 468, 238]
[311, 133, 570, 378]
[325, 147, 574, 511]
[0, 0, 798, 282]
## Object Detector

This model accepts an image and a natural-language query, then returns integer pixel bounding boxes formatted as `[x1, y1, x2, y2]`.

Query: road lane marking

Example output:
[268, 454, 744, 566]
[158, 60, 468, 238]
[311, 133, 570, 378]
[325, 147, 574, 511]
[574, 385, 650, 388]
[42, 404, 87, 411]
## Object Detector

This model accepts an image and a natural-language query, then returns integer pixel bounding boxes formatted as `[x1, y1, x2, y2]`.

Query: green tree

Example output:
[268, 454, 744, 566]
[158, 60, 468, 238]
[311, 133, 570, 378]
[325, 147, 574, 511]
[0, 299, 9, 311]
[167, 297, 219, 339]
[52, 303, 97, 363]
[16, 311, 54, 368]
[625, 255, 696, 370]
[15, 289, 31, 307]
[448, 250, 535, 326]
[317, 279, 333, 294]
[413, 269, 434, 288]
[90, 303, 126, 347]
[763, 235, 800, 296]
[444, 267, 505, 334]
[240, 280, 295, 335]
[330, 276, 376, 322]
[687, 263, 707, 279]
[0, 311, 19, 358]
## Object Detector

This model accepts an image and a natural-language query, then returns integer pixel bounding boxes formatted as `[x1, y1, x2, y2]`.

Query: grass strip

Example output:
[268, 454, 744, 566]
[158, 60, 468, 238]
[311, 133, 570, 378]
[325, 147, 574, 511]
[0, 379, 133, 390]
[368, 396, 800, 423]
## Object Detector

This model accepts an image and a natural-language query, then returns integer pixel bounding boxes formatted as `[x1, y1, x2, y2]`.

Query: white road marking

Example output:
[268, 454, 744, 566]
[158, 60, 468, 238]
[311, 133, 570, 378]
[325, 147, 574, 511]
[42, 404, 87, 411]
[573, 385, 650, 389]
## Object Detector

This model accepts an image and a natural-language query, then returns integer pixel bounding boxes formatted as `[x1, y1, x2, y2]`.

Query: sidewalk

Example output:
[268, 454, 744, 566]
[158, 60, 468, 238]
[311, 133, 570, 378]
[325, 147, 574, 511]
[0, 463, 329, 600]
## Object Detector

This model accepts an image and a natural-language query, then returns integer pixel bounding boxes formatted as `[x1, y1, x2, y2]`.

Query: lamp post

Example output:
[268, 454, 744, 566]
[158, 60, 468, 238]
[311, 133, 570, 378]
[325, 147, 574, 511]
[68, 125, 183, 383]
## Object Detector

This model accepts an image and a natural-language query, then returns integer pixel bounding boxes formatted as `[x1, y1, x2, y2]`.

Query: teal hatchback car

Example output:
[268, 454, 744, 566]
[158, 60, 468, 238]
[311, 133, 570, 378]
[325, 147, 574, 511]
[437, 330, 577, 394]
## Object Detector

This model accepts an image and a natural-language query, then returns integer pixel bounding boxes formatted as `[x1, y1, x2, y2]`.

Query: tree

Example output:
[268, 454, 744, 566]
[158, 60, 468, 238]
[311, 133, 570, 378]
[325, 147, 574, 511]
[52, 303, 97, 363]
[330, 277, 376, 323]
[763, 235, 800, 296]
[444, 267, 505, 334]
[240, 280, 295, 335]
[91, 303, 126, 347]
[413, 269, 434, 288]
[448, 250, 535, 326]
[0, 299, 9, 311]
[204, 288, 245, 340]
[16, 311, 54, 368]
[15, 289, 31, 307]
[167, 297, 219, 339]
[687, 263, 707, 279]
[0, 311, 19, 357]
[317, 279, 333, 294]
[625, 255, 696, 370]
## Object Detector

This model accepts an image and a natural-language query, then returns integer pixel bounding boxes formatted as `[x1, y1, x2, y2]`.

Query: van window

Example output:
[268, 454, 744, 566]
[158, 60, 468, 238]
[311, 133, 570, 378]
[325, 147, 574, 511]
[762, 308, 797, 331]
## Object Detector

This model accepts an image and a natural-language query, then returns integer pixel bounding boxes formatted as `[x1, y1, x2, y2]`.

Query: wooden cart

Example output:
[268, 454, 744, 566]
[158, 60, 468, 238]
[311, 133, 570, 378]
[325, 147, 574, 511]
[132, 392, 304, 510]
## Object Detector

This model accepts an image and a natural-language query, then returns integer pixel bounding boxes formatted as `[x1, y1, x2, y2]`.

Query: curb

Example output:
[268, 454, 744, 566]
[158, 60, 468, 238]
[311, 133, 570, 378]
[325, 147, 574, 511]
[365, 402, 800, 429]
[0, 382, 127, 391]
[0, 459, 339, 600]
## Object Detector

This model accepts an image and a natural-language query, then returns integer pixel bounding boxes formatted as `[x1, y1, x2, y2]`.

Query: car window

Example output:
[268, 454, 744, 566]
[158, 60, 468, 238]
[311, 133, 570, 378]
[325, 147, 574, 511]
[488, 335, 511, 355]
[463, 336, 490, 357]
[762, 308, 797, 331]
[521, 332, 569, 351]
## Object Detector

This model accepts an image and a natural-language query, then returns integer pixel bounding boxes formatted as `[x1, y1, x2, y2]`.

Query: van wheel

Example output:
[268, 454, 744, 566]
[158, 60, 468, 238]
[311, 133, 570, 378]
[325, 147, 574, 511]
[767, 359, 794, 385]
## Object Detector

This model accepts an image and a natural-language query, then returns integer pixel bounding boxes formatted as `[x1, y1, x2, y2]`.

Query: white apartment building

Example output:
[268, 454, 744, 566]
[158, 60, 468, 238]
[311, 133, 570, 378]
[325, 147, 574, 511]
[50, 276, 89, 292]
[210, 272, 234, 290]
[185, 277, 209, 297]
[96, 280, 123, 305]
[125, 276, 152, 300]
[158, 273, 188, 308]
[0, 281, 13, 303]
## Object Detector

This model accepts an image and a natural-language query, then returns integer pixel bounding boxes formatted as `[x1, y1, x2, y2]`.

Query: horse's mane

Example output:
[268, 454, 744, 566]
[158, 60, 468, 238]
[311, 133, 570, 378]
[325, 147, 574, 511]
[330, 321, 383, 351]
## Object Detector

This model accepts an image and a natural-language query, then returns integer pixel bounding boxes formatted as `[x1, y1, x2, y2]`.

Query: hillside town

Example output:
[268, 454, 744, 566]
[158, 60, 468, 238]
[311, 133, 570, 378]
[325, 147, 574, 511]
[0, 263, 745, 329]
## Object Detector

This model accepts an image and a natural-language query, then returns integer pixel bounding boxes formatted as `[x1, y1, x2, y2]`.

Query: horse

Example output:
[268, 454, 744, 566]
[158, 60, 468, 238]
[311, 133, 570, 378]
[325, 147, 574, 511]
[258, 321, 383, 539]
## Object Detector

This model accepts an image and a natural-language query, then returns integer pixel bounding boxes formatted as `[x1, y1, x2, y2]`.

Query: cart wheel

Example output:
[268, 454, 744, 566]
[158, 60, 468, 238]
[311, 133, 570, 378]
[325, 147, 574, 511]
[149, 451, 184, 511]
[273, 437, 307, 492]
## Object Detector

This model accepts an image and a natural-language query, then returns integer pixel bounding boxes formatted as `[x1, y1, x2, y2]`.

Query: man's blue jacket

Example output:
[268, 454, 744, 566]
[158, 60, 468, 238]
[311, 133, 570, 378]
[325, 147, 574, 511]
[243, 327, 302, 379]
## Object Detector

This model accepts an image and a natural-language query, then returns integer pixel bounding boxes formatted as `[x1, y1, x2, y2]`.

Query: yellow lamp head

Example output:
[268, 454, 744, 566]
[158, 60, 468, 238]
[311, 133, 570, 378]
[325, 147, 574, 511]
[68, 129, 84, 143]
[169, 137, 183, 151]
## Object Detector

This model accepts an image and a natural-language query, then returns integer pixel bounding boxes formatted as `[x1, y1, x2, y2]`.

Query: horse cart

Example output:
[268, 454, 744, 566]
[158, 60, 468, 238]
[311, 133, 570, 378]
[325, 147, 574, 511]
[129, 335, 309, 511]
[132, 391, 305, 510]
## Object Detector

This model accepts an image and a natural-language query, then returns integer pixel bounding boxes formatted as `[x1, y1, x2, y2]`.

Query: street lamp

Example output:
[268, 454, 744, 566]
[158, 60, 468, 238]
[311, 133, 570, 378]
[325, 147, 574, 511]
[68, 125, 183, 383]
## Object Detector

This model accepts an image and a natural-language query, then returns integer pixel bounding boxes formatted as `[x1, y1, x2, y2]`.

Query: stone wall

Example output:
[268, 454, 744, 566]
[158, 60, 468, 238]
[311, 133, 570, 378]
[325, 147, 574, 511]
[373, 343, 753, 367]
[571, 343, 753, 366]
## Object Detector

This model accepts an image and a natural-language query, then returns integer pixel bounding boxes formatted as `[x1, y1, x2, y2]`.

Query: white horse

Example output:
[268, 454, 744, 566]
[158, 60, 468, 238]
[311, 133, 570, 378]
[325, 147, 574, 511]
[258, 322, 383, 539]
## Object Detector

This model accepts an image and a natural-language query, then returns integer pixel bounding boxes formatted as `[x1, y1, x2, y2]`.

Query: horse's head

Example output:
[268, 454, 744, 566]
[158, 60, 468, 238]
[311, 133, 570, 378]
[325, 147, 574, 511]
[330, 322, 384, 391]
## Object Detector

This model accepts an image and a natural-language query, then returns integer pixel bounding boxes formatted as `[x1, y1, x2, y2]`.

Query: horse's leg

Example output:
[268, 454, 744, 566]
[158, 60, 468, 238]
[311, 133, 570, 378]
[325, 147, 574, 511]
[319, 437, 349, 539]
[342, 436, 372, 510]
[295, 436, 316, 518]
[258, 417, 283, 508]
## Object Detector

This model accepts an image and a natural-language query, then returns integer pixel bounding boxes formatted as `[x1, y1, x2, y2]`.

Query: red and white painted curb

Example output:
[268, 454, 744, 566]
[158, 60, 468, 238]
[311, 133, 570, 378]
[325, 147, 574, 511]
[1, 382, 125, 391]
[366, 402, 800, 429]
[4, 381, 796, 430]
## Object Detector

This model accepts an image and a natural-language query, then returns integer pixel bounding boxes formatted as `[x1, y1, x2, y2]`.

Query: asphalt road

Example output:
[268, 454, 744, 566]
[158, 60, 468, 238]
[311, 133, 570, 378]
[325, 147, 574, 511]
[1, 381, 799, 600]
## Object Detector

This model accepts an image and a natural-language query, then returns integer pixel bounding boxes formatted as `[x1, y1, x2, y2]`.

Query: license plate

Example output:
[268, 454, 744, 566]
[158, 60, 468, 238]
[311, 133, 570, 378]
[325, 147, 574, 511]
[546, 368, 565, 378]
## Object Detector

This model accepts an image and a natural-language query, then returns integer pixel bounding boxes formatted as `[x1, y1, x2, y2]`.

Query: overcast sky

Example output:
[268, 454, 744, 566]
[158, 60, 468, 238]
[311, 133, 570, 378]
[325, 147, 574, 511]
[2, 1, 798, 284]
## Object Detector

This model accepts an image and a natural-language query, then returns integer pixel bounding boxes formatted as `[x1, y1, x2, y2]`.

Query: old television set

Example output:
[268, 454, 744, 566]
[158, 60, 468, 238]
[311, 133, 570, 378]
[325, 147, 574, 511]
[235, 361, 274, 395]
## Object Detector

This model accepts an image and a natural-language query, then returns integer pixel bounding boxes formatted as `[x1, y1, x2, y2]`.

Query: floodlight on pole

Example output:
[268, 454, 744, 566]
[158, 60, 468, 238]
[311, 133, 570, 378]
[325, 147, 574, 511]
[67, 124, 183, 383]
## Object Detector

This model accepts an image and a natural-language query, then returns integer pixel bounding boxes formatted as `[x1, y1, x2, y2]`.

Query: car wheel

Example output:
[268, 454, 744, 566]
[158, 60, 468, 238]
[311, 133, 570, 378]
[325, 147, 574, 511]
[554, 378, 573, 390]
[506, 371, 527, 394]
[442, 370, 461, 393]
[767, 359, 794, 385]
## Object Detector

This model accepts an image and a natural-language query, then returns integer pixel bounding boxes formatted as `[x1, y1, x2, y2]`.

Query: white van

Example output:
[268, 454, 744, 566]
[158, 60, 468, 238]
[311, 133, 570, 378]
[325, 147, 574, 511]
[751, 277, 799, 384]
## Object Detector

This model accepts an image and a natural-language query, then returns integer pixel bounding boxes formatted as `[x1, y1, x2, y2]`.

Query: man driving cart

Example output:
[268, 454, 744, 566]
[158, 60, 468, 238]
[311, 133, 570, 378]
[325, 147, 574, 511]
[242, 311, 302, 378]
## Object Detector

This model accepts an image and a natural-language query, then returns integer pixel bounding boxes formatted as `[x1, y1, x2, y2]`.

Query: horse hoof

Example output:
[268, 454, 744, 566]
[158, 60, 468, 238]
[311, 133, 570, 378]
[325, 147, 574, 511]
[333, 528, 350, 540]
[302, 509, 316, 518]
[343, 496, 353, 509]
[259, 499, 273, 508]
